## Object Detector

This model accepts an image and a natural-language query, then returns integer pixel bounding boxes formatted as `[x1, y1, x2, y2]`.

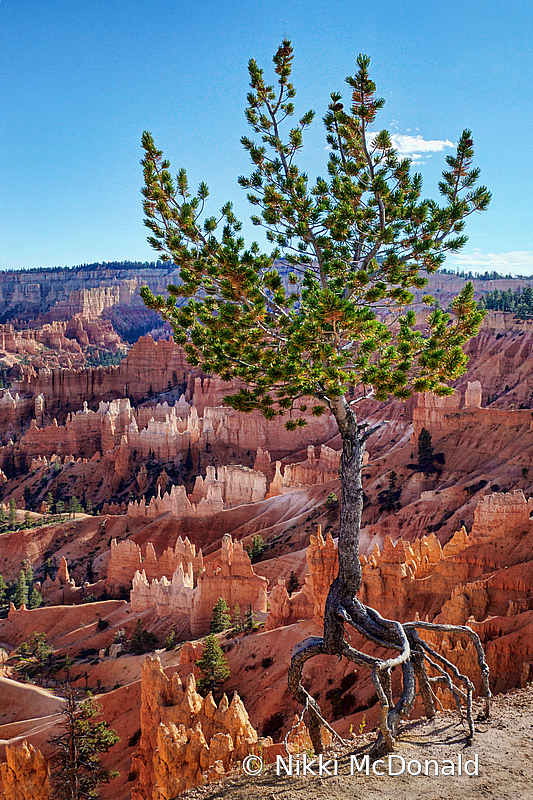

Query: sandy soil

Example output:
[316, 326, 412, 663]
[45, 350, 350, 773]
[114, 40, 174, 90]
[182, 687, 533, 800]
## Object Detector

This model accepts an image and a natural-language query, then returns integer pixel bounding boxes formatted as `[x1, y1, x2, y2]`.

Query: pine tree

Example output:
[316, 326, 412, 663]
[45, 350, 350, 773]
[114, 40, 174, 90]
[231, 603, 244, 632]
[28, 585, 43, 609]
[14, 632, 53, 683]
[13, 569, 28, 608]
[287, 571, 300, 596]
[8, 498, 16, 528]
[210, 597, 231, 633]
[0, 574, 7, 607]
[418, 427, 435, 475]
[23, 559, 34, 584]
[195, 633, 230, 697]
[380, 470, 400, 512]
[244, 606, 258, 630]
[51, 687, 119, 799]
[129, 619, 158, 655]
[140, 41, 491, 752]
[246, 534, 265, 562]
[69, 497, 81, 519]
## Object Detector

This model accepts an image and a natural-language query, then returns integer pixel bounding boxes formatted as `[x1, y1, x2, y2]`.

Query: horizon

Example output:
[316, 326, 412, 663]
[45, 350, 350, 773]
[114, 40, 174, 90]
[1, 0, 532, 273]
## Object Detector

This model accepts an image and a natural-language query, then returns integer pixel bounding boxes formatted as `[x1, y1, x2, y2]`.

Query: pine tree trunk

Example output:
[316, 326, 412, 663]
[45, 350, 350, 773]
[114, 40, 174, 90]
[323, 396, 365, 651]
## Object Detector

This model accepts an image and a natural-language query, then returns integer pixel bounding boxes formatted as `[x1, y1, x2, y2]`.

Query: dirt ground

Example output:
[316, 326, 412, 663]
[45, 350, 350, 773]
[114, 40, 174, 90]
[183, 687, 533, 800]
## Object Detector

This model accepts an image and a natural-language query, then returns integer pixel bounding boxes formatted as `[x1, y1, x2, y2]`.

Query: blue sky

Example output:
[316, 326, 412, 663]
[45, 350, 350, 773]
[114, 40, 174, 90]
[0, 0, 531, 273]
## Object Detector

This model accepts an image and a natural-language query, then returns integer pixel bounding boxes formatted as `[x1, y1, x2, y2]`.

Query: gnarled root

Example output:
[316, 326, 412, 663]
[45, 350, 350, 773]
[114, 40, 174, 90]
[288, 596, 490, 754]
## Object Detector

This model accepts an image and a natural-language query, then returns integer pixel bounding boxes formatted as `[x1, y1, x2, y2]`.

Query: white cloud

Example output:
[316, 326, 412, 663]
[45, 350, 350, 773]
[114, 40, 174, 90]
[326, 131, 455, 164]
[367, 132, 455, 163]
[448, 250, 533, 275]
[389, 133, 454, 157]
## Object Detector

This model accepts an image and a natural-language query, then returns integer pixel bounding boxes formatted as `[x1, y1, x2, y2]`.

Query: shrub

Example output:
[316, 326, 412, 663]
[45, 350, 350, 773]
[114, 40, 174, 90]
[324, 492, 338, 510]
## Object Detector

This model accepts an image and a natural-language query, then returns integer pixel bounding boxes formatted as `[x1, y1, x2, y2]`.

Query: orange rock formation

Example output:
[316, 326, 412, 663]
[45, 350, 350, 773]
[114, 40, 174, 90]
[468, 489, 533, 544]
[106, 537, 203, 592]
[131, 563, 195, 617]
[190, 535, 268, 637]
[267, 444, 341, 497]
[131, 656, 257, 800]
[129, 534, 268, 637]
[265, 527, 336, 629]
[0, 740, 50, 800]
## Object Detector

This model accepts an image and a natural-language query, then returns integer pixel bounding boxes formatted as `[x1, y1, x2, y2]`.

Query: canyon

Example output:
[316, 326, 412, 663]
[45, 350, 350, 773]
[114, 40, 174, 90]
[1, 272, 533, 799]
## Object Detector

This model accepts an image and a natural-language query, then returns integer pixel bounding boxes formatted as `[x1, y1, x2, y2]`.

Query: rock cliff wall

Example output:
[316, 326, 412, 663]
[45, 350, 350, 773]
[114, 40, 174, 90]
[127, 465, 267, 519]
[0, 264, 180, 323]
[131, 563, 195, 618]
[468, 489, 533, 544]
[106, 537, 203, 592]
[129, 534, 268, 637]
[17, 336, 191, 415]
[267, 444, 340, 496]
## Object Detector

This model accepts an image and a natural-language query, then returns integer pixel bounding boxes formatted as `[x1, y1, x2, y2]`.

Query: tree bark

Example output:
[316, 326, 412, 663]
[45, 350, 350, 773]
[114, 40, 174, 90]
[323, 395, 365, 651]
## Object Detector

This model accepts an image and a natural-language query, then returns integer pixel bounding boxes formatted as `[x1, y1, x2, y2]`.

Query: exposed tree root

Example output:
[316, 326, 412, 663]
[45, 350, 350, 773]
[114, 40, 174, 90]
[288, 399, 491, 756]
[288, 601, 491, 754]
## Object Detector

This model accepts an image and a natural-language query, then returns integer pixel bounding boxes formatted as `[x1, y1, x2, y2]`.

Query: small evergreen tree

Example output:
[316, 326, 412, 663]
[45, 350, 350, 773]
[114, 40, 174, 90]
[418, 427, 436, 475]
[69, 497, 82, 519]
[195, 633, 230, 697]
[13, 569, 28, 608]
[165, 629, 176, 650]
[379, 470, 401, 512]
[0, 574, 7, 607]
[8, 498, 16, 528]
[51, 687, 119, 799]
[231, 603, 244, 632]
[46, 492, 54, 514]
[184, 442, 194, 475]
[28, 585, 43, 609]
[246, 534, 265, 562]
[244, 606, 259, 630]
[0, 504, 6, 523]
[324, 492, 338, 510]
[210, 597, 231, 633]
[129, 619, 158, 654]
[287, 571, 300, 596]
[23, 560, 34, 584]
[14, 632, 53, 683]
